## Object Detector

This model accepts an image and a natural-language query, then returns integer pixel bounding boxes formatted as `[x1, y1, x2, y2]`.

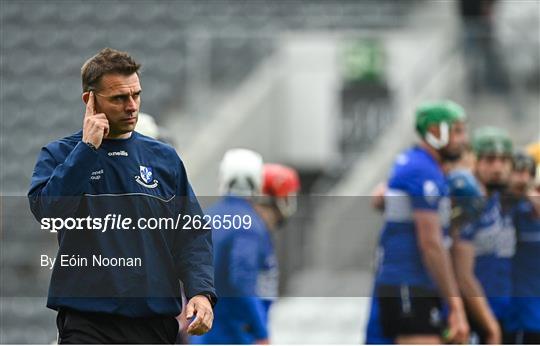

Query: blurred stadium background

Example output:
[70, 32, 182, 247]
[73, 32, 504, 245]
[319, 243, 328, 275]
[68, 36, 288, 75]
[0, 0, 538, 343]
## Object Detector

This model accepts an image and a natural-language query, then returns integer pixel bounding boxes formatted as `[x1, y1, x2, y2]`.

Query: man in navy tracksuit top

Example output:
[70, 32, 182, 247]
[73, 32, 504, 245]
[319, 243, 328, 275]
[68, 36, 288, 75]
[28, 48, 216, 344]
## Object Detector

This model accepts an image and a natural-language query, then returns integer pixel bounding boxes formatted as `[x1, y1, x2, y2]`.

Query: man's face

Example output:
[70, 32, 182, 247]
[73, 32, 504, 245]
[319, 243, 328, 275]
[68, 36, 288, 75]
[89, 73, 141, 137]
[440, 121, 468, 160]
[509, 169, 532, 196]
[475, 154, 512, 189]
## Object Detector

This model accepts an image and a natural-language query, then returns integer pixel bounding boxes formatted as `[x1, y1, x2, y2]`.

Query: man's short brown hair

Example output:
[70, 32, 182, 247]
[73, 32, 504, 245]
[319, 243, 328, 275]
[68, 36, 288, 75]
[81, 48, 141, 92]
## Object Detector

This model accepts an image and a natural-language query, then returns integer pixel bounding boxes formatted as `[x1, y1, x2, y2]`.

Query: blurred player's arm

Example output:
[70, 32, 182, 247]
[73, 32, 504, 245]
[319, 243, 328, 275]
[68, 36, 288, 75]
[451, 235, 501, 344]
[414, 211, 469, 343]
[228, 233, 269, 343]
[371, 182, 387, 211]
[415, 211, 461, 300]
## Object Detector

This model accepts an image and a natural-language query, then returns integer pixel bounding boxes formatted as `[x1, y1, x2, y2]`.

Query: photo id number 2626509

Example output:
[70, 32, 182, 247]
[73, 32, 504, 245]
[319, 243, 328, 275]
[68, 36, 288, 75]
[181, 214, 252, 231]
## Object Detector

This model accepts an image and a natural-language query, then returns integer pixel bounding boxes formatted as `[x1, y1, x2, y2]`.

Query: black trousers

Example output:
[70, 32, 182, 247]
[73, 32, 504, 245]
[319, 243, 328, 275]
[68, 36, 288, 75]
[57, 308, 179, 344]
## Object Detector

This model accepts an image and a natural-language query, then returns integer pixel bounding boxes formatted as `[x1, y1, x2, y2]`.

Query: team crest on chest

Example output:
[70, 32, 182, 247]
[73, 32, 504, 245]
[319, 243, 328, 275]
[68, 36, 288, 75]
[135, 165, 159, 188]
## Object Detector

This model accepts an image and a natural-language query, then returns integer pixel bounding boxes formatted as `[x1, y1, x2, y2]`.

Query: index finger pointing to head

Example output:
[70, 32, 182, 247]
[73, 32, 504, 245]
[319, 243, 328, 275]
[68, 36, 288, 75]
[86, 91, 96, 116]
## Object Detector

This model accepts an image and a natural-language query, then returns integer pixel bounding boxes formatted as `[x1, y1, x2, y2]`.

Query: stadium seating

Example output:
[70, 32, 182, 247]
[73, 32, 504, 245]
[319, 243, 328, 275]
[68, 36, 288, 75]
[1, 0, 411, 193]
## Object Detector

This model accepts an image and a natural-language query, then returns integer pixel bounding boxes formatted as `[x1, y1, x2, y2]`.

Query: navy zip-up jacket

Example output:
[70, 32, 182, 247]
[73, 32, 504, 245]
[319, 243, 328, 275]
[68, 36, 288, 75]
[28, 130, 215, 317]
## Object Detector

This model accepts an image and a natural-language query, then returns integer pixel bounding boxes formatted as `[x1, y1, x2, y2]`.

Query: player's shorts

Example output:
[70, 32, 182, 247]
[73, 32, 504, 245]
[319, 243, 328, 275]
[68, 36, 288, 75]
[376, 285, 444, 338]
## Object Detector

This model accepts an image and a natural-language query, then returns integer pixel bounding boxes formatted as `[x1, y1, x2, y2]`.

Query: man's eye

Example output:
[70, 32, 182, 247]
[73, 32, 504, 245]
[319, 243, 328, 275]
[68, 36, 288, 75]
[113, 96, 125, 102]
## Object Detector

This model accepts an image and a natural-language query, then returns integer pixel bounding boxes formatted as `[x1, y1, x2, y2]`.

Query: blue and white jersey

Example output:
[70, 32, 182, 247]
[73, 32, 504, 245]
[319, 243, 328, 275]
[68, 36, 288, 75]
[376, 146, 451, 289]
[507, 199, 540, 332]
[193, 196, 277, 344]
[459, 192, 515, 320]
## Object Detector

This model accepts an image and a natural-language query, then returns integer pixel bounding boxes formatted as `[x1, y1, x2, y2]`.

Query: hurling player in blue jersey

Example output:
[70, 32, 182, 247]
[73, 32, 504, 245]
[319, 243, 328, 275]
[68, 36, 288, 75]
[366, 146, 478, 344]
[366, 147, 479, 344]
[192, 149, 300, 344]
[28, 48, 216, 344]
[506, 147, 540, 343]
[451, 127, 516, 344]
[375, 101, 469, 344]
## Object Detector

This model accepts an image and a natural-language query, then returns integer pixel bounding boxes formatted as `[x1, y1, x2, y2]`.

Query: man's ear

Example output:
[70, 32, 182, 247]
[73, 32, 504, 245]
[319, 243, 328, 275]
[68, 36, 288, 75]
[82, 91, 90, 105]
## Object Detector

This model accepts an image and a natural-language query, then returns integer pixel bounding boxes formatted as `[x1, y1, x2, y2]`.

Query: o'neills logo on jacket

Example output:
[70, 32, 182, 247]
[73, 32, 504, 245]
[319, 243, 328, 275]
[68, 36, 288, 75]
[108, 150, 129, 157]
[135, 165, 159, 188]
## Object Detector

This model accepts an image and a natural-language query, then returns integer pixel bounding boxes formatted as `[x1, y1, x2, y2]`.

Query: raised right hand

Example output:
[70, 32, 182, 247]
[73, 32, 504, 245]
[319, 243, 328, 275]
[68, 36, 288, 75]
[82, 91, 109, 149]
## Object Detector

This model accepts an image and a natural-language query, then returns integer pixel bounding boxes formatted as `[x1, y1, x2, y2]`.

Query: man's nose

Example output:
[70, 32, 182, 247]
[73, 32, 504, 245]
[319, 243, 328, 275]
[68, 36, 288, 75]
[491, 163, 503, 173]
[125, 96, 138, 112]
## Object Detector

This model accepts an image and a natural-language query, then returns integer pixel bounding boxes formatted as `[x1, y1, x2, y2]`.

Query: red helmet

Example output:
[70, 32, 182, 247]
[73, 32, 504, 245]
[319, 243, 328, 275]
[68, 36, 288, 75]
[262, 164, 300, 197]
[262, 164, 300, 218]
